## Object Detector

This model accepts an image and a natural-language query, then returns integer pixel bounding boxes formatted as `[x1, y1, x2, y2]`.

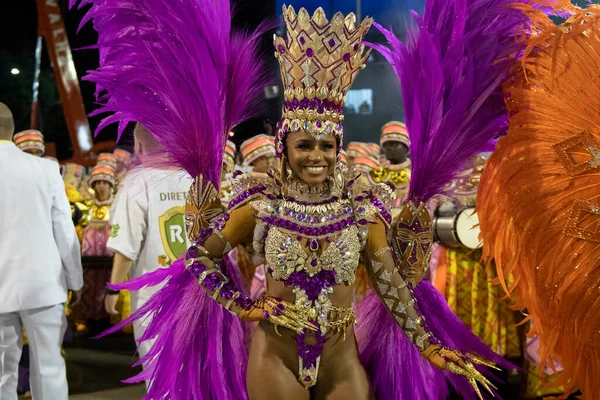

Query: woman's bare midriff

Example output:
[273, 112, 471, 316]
[246, 275, 372, 400]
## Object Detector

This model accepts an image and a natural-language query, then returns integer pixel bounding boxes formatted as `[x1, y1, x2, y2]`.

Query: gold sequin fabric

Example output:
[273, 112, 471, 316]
[265, 224, 360, 285]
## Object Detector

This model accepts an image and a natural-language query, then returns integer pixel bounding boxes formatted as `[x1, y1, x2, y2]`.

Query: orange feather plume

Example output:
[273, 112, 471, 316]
[478, 2, 600, 398]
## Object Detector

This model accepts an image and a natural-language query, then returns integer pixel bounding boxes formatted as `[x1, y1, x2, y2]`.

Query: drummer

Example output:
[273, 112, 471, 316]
[432, 153, 523, 365]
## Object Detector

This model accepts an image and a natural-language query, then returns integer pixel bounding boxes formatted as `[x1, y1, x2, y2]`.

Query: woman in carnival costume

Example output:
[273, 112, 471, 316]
[73, 0, 528, 398]
[477, 2, 600, 399]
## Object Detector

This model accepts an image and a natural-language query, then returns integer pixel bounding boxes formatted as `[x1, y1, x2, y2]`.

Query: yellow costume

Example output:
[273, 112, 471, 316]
[434, 155, 522, 359]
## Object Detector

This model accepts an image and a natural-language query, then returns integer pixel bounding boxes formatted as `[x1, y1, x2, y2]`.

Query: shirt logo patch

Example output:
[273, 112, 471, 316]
[110, 223, 120, 238]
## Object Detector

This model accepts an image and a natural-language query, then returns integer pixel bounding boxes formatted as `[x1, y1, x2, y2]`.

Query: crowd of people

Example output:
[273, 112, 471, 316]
[1, 0, 599, 399]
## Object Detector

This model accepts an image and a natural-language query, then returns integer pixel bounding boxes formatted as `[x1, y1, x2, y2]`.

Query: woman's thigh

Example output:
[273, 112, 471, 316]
[313, 352, 372, 400]
[247, 326, 309, 400]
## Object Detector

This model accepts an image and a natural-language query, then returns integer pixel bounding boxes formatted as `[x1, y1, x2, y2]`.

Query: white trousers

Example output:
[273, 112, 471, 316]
[131, 299, 155, 391]
[0, 304, 68, 400]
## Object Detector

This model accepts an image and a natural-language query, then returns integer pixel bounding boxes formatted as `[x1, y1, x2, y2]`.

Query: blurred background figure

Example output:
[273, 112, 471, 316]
[105, 123, 192, 389]
[13, 129, 45, 157]
[0, 102, 83, 400]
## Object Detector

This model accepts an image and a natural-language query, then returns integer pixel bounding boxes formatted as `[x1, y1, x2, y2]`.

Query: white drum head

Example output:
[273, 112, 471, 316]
[456, 208, 482, 249]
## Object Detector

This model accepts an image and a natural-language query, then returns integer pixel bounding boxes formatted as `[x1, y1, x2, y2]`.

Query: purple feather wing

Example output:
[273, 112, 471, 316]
[73, 0, 270, 187]
[368, 0, 528, 203]
[99, 258, 252, 399]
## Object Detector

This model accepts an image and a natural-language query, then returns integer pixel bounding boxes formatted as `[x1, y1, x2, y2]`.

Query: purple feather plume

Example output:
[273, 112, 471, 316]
[367, 0, 528, 203]
[72, 0, 271, 188]
[356, 282, 514, 400]
[99, 258, 252, 399]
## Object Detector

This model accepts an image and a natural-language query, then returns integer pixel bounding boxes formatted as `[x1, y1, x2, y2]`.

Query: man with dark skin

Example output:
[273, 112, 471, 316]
[240, 134, 276, 175]
[378, 121, 412, 218]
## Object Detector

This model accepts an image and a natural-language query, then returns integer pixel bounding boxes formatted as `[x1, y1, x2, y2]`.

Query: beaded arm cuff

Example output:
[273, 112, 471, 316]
[352, 182, 395, 229]
[366, 228, 436, 351]
[185, 213, 255, 315]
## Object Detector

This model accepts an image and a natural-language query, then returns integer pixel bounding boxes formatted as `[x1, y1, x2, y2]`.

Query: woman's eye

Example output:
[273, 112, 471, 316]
[321, 144, 334, 150]
[296, 144, 310, 150]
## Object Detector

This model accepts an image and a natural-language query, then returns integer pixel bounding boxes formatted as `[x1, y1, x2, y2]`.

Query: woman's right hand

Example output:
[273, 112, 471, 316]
[238, 295, 318, 333]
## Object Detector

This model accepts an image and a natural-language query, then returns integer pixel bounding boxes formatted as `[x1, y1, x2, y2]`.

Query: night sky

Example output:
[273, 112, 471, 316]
[0, 0, 281, 159]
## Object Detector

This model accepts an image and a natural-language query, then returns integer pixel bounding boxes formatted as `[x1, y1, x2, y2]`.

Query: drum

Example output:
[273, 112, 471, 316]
[433, 207, 482, 249]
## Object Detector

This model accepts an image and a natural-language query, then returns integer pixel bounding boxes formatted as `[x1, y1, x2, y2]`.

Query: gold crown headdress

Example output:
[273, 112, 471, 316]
[274, 6, 372, 157]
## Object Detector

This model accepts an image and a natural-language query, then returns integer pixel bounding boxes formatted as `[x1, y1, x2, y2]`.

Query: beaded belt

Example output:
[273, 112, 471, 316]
[297, 306, 356, 389]
[324, 306, 356, 339]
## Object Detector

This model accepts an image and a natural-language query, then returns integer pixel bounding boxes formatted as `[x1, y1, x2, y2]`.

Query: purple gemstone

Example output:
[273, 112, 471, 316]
[306, 48, 314, 57]
[317, 104, 325, 113]
[309, 239, 319, 251]
[190, 264, 201, 277]
[273, 308, 282, 316]
[299, 36, 306, 45]
[355, 196, 364, 202]
[263, 310, 270, 319]
[358, 219, 368, 225]
[328, 38, 336, 47]
[297, 235, 302, 241]
[316, 121, 322, 128]
[186, 248, 196, 259]
[325, 237, 332, 243]
[293, 98, 300, 108]
[354, 43, 359, 51]
[233, 170, 243, 178]
[310, 259, 318, 267]
[267, 194, 276, 200]
[343, 53, 351, 62]
[304, 376, 312, 382]
[278, 44, 285, 54]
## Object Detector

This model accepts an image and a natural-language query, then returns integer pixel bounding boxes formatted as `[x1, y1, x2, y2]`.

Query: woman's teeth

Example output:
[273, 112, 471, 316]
[306, 166, 326, 174]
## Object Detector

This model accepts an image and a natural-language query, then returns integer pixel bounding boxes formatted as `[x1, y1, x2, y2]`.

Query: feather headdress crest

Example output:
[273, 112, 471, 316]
[72, 0, 270, 188]
[368, 0, 528, 203]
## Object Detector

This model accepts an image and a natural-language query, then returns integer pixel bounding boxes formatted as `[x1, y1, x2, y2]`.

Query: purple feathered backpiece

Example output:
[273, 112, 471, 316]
[368, 0, 528, 203]
[357, 0, 528, 398]
[357, 283, 515, 400]
[70, 0, 270, 397]
[99, 258, 252, 399]
[71, 0, 270, 188]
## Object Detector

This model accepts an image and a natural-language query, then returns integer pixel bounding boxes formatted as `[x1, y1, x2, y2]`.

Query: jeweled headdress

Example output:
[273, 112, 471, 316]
[365, 143, 381, 158]
[274, 6, 372, 157]
[88, 165, 116, 187]
[96, 152, 118, 170]
[240, 134, 275, 166]
[13, 130, 45, 156]
[381, 121, 410, 147]
[346, 141, 369, 158]
[113, 148, 132, 164]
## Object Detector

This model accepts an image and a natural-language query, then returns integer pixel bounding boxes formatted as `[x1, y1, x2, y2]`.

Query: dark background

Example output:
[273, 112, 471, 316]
[1, 0, 594, 160]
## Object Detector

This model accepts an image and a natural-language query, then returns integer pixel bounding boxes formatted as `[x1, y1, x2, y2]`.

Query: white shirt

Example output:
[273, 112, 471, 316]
[107, 167, 192, 308]
[0, 142, 83, 313]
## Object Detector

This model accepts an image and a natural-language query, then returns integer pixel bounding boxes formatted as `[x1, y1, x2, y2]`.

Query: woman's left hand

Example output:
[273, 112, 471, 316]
[421, 344, 499, 400]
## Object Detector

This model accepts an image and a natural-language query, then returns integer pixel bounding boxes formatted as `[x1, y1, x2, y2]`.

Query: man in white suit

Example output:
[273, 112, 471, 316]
[0, 103, 83, 400]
